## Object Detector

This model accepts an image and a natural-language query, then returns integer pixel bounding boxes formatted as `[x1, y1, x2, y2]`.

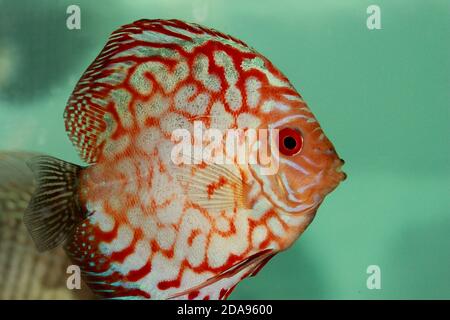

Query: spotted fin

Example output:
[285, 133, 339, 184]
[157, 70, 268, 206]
[24, 156, 89, 252]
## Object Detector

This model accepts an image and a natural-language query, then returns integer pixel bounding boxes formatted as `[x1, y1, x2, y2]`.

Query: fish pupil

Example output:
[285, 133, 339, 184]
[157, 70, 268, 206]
[283, 136, 297, 150]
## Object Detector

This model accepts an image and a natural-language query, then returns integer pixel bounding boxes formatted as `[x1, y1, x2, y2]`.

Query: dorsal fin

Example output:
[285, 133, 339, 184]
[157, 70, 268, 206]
[24, 156, 88, 252]
[64, 19, 253, 164]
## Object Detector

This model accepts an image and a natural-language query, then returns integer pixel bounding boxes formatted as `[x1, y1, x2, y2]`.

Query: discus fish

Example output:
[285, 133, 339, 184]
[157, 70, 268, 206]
[5, 19, 345, 299]
[0, 152, 93, 299]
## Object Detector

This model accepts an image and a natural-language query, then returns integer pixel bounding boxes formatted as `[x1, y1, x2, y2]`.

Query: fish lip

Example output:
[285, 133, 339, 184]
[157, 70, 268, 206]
[335, 166, 347, 181]
[341, 171, 347, 181]
[335, 158, 346, 181]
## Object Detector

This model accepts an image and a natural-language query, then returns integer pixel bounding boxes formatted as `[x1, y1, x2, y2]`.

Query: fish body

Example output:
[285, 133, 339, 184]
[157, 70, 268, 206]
[19, 19, 345, 299]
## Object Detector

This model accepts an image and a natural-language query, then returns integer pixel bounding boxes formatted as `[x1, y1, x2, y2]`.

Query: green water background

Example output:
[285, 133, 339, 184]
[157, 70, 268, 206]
[0, 0, 448, 299]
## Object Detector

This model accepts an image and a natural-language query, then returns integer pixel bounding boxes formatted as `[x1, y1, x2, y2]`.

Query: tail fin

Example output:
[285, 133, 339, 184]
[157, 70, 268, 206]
[24, 156, 87, 252]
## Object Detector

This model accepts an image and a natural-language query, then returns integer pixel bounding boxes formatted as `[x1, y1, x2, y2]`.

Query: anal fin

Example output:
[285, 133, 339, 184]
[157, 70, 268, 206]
[169, 249, 275, 300]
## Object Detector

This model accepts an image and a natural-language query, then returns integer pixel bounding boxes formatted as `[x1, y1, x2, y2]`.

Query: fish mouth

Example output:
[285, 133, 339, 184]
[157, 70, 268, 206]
[336, 158, 347, 181]
[322, 157, 346, 195]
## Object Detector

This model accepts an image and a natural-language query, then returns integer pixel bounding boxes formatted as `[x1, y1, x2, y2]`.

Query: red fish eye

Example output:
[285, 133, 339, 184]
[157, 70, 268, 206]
[278, 128, 303, 156]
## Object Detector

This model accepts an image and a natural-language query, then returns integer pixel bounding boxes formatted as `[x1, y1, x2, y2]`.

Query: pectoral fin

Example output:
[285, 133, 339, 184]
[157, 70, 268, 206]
[174, 159, 251, 212]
